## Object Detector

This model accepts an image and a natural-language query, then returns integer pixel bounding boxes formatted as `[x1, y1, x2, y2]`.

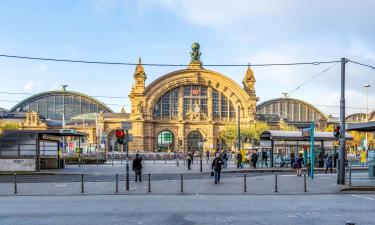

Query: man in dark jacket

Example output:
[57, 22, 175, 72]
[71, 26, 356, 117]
[212, 153, 223, 184]
[251, 152, 258, 168]
[187, 151, 192, 170]
[132, 153, 143, 182]
[261, 150, 268, 168]
[325, 155, 333, 174]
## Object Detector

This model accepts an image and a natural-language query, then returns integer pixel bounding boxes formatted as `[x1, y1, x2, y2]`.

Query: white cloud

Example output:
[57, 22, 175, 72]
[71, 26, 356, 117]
[23, 80, 35, 92]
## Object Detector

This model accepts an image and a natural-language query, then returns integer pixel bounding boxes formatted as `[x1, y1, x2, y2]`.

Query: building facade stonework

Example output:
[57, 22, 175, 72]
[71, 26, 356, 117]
[126, 45, 258, 152]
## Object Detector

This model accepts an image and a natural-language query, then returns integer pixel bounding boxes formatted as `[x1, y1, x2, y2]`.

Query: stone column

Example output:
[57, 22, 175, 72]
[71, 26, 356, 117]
[207, 87, 213, 120]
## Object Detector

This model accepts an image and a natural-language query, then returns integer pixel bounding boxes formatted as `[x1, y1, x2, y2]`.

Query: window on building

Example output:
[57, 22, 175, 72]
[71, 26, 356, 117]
[157, 130, 174, 151]
[153, 88, 179, 118]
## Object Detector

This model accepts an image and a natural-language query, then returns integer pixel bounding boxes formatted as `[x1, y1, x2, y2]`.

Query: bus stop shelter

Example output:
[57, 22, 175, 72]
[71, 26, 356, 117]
[260, 130, 353, 167]
[346, 121, 375, 176]
[0, 129, 86, 171]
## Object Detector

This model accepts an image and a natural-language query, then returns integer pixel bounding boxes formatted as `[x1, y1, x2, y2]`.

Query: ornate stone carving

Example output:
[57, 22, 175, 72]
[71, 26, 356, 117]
[137, 101, 144, 113]
[194, 72, 201, 83]
[248, 105, 256, 117]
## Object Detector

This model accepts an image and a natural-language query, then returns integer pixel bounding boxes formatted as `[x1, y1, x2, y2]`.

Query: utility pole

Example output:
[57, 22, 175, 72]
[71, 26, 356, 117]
[338, 57, 347, 185]
[364, 84, 371, 152]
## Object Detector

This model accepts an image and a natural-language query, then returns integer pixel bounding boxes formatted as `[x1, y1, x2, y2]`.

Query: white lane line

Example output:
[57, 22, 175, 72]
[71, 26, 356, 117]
[351, 194, 374, 201]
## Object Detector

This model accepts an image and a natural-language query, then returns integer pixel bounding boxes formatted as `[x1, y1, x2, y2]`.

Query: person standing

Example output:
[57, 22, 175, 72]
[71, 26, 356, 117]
[236, 151, 243, 169]
[295, 153, 304, 176]
[261, 150, 268, 167]
[222, 150, 228, 168]
[251, 151, 258, 168]
[132, 153, 143, 182]
[318, 153, 324, 168]
[187, 151, 192, 170]
[211, 153, 223, 184]
[290, 152, 295, 168]
[325, 155, 333, 174]
[206, 150, 210, 161]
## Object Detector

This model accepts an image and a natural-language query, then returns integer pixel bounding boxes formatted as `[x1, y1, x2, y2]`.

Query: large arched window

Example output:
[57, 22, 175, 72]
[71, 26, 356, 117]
[212, 89, 236, 120]
[153, 88, 179, 118]
[153, 86, 236, 121]
[157, 130, 174, 151]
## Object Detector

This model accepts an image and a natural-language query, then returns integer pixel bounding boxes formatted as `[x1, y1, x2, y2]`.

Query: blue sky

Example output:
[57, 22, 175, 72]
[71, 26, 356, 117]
[0, 0, 374, 116]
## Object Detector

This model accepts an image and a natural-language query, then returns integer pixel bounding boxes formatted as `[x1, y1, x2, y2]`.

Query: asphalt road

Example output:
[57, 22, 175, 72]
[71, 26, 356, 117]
[0, 194, 374, 225]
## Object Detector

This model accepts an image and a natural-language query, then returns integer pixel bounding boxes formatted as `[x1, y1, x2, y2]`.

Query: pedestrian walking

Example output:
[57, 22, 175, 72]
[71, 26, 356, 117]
[187, 151, 192, 170]
[222, 150, 228, 168]
[206, 150, 210, 161]
[211, 153, 223, 184]
[236, 151, 243, 169]
[290, 152, 295, 168]
[318, 153, 324, 168]
[261, 150, 268, 167]
[325, 155, 333, 174]
[295, 153, 303, 176]
[251, 151, 258, 168]
[132, 153, 143, 182]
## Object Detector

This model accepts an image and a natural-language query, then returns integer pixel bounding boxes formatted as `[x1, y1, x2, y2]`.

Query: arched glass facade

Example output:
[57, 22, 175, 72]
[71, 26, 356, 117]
[10, 91, 113, 121]
[153, 85, 236, 121]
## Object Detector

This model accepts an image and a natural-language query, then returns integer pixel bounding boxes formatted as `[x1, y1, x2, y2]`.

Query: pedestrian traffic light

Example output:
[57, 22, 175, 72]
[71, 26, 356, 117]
[334, 125, 341, 138]
[115, 129, 124, 144]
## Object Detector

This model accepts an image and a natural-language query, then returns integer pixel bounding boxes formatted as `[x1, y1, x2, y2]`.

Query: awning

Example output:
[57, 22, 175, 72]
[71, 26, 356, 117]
[260, 130, 353, 141]
[346, 121, 375, 132]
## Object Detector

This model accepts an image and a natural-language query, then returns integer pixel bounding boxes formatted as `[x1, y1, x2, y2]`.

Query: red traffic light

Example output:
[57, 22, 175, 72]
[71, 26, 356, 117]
[115, 129, 125, 139]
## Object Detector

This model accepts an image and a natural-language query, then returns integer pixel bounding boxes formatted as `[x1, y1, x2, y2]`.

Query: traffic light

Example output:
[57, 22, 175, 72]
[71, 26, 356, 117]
[334, 125, 341, 138]
[115, 129, 125, 144]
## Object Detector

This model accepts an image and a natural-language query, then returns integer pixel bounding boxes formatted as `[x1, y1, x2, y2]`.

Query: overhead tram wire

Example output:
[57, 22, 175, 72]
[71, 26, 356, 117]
[287, 61, 339, 96]
[0, 53, 340, 67]
[347, 59, 375, 70]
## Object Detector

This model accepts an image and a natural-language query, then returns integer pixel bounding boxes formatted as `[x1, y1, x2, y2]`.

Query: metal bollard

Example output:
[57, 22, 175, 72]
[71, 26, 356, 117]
[96, 158, 99, 167]
[81, 174, 84, 193]
[304, 173, 307, 192]
[112, 155, 114, 167]
[244, 174, 247, 193]
[148, 173, 151, 193]
[274, 173, 278, 193]
[165, 159, 167, 164]
[349, 165, 352, 187]
[79, 157, 81, 167]
[154, 159, 155, 164]
[115, 173, 119, 193]
[14, 173, 17, 194]
[180, 174, 184, 193]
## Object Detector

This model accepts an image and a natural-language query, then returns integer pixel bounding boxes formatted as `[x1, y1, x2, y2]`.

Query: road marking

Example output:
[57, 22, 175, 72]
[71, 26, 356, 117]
[351, 194, 374, 201]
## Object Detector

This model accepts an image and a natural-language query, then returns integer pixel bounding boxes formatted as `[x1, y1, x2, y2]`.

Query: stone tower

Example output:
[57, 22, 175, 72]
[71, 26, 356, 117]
[242, 64, 256, 96]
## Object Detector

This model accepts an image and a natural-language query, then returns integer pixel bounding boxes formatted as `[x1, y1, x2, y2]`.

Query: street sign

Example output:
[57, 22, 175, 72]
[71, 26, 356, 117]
[302, 128, 311, 137]
[121, 122, 132, 130]
[59, 129, 77, 134]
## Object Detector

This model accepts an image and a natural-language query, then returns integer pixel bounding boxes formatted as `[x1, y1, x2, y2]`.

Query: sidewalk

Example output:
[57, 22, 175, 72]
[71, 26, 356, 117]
[39, 160, 368, 175]
[0, 173, 341, 196]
